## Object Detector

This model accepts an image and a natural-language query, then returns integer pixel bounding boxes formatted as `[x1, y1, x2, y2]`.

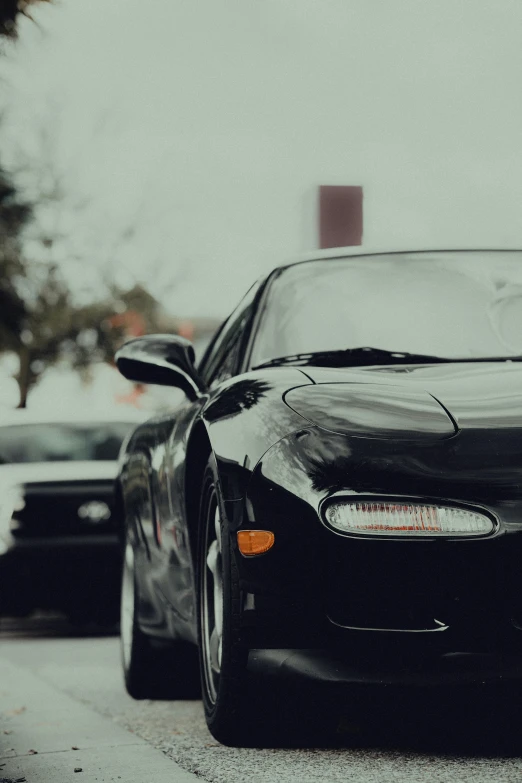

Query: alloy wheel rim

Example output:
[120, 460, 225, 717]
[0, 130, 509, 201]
[202, 490, 223, 705]
[120, 542, 135, 671]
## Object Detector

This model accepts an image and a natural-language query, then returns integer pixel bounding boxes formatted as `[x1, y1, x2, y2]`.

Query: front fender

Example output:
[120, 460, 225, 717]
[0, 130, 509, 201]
[240, 425, 522, 644]
[200, 369, 313, 501]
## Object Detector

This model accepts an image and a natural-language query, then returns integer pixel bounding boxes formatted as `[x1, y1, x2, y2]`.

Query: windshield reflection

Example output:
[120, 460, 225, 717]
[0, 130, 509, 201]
[251, 251, 522, 365]
[205, 379, 272, 422]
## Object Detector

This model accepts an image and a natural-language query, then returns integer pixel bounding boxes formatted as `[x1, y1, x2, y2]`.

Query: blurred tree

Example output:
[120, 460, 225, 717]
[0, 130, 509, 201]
[0, 1, 181, 407]
[0, 168, 31, 344]
[67, 284, 165, 382]
[0, 256, 170, 407]
[0, 135, 177, 406]
[0, 0, 49, 38]
[0, 165, 86, 405]
[10, 263, 124, 407]
[0, 132, 166, 405]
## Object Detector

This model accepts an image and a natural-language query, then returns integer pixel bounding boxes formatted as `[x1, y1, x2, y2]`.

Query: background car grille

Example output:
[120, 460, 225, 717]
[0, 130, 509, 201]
[12, 481, 118, 539]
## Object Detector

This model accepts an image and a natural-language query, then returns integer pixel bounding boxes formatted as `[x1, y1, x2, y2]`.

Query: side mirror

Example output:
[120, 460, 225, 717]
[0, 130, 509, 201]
[115, 334, 204, 401]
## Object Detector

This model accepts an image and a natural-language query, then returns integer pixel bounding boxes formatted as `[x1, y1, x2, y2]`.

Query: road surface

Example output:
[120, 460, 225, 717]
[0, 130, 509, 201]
[2, 615, 522, 782]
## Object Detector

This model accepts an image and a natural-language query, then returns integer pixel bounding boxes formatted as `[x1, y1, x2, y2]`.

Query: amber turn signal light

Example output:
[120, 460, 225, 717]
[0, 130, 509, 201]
[237, 530, 275, 556]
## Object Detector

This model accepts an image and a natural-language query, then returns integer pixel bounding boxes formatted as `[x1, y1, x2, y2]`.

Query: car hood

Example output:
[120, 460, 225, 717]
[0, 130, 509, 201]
[0, 460, 118, 488]
[301, 361, 522, 431]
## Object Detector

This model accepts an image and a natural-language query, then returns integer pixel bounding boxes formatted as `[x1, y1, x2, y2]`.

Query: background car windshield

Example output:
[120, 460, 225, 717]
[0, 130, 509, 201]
[251, 251, 522, 365]
[0, 422, 134, 464]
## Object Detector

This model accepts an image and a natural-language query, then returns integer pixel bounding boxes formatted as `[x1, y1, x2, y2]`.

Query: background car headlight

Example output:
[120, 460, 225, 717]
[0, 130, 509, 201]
[0, 500, 13, 539]
[77, 500, 111, 523]
[0, 486, 24, 553]
[324, 500, 495, 537]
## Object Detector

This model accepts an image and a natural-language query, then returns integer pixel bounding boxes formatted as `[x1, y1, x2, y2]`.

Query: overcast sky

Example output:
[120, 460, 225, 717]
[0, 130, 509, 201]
[3, 0, 522, 319]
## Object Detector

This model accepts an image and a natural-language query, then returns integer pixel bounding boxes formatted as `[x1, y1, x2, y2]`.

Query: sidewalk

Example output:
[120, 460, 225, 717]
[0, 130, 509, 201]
[0, 656, 198, 782]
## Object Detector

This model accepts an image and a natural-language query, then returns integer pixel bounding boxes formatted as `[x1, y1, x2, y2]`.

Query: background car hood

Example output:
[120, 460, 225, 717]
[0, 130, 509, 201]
[302, 361, 522, 430]
[0, 460, 118, 488]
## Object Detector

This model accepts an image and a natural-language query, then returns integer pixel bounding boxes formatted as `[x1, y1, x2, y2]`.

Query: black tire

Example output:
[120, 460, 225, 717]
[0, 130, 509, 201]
[197, 458, 278, 746]
[120, 539, 200, 700]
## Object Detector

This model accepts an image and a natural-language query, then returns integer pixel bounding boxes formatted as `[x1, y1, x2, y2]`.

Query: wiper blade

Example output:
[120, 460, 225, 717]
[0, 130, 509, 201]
[252, 347, 452, 370]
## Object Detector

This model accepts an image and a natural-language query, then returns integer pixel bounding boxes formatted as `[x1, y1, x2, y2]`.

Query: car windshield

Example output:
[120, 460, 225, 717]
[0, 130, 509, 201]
[0, 422, 135, 465]
[251, 251, 522, 366]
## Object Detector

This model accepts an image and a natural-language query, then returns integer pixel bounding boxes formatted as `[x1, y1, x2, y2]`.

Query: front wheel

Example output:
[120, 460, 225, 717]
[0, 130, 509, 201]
[121, 540, 199, 700]
[197, 460, 278, 746]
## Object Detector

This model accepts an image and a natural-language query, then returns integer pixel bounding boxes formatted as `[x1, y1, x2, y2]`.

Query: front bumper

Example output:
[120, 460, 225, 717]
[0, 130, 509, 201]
[237, 427, 522, 656]
[248, 648, 522, 686]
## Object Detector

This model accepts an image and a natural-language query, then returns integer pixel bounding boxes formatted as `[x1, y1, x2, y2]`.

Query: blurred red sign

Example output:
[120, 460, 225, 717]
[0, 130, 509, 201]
[319, 185, 363, 248]
[108, 310, 146, 337]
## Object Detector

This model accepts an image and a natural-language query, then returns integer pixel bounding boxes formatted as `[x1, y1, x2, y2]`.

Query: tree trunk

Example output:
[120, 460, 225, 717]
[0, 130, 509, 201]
[16, 347, 31, 408]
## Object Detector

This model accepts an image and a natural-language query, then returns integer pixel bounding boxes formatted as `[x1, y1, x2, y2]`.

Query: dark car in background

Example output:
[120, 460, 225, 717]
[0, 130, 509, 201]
[115, 248, 522, 746]
[0, 411, 143, 625]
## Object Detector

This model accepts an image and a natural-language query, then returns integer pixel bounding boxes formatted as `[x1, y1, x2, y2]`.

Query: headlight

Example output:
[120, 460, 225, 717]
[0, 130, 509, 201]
[77, 501, 111, 524]
[0, 501, 13, 538]
[0, 485, 24, 554]
[0, 486, 24, 534]
[284, 384, 456, 439]
[324, 500, 495, 538]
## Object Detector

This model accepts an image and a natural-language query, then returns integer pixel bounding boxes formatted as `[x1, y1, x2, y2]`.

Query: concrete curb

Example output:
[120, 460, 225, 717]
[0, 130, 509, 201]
[0, 656, 199, 782]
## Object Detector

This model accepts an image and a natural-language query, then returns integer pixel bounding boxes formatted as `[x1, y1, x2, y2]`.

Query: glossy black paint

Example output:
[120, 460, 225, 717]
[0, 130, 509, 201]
[236, 362, 522, 665]
[119, 368, 311, 642]
[116, 334, 203, 401]
[118, 251, 522, 687]
[284, 383, 457, 439]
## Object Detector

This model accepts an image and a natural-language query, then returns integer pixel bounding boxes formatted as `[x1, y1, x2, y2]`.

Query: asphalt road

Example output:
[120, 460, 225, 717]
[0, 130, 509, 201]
[3, 616, 522, 782]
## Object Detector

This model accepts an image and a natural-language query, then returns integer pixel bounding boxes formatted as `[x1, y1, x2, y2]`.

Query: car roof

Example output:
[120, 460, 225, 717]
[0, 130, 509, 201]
[0, 409, 146, 428]
[277, 246, 522, 272]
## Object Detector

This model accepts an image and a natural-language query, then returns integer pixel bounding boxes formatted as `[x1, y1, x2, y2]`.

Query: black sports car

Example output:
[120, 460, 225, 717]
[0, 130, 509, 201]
[116, 248, 522, 746]
[0, 411, 143, 624]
